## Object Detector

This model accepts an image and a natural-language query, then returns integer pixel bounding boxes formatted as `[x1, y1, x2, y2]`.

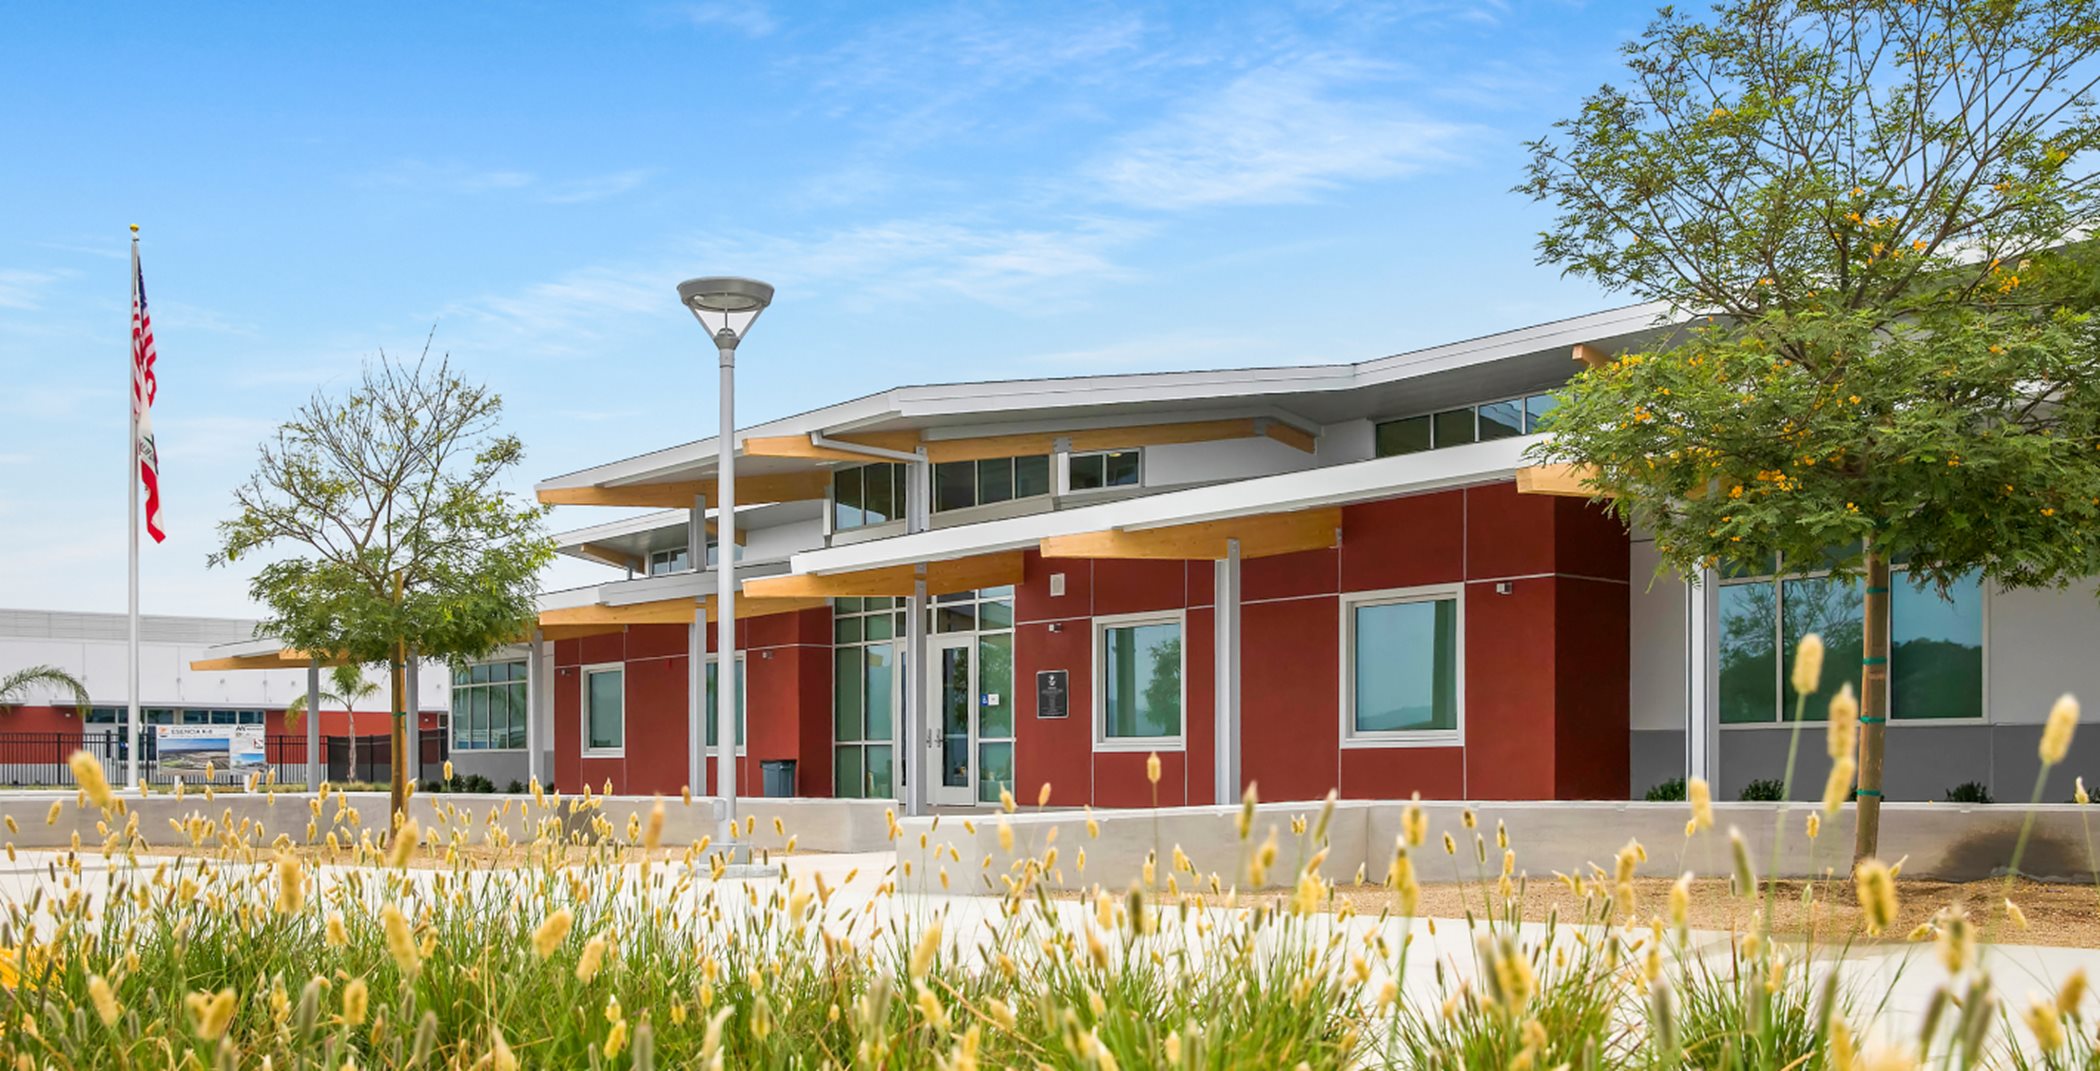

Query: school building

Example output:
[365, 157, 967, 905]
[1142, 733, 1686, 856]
[394, 301, 2100, 811]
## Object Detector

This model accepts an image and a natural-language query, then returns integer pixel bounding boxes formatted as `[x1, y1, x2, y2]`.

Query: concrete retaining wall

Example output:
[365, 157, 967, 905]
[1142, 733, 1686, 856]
[0, 790, 901, 855]
[900, 799, 2100, 894]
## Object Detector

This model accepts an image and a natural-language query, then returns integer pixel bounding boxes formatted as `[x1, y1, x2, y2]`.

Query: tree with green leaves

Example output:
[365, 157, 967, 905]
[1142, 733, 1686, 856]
[212, 347, 553, 815]
[1521, 0, 2100, 858]
[0, 665, 91, 717]
[285, 663, 381, 777]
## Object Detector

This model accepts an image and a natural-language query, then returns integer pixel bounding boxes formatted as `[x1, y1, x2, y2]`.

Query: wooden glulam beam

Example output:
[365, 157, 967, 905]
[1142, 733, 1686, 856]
[539, 600, 702, 630]
[1260, 420, 1319, 453]
[742, 550, 1026, 600]
[536, 469, 834, 508]
[1514, 463, 1602, 497]
[1039, 506, 1342, 562]
[1572, 343, 1611, 369]
[536, 594, 833, 641]
[571, 542, 644, 573]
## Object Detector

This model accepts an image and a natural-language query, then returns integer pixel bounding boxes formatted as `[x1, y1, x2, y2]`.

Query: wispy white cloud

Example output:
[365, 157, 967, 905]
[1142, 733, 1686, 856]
[155, 301, 257, 336]
[543, 169, 657, 205]
[678, 1, 777, 38]
[1084, 54, 1474, 210]
[0, 269, 72, 311]
[361, 160, 535, 195]
[1013, 331, 1275, 372]
[357, 161, 654, 205]
[441, 213, 1152, 361]
[155, 414, 281, 466]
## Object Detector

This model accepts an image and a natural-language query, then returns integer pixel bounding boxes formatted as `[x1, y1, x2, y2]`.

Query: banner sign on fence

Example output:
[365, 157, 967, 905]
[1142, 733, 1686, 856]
[154, 724, 266, 773]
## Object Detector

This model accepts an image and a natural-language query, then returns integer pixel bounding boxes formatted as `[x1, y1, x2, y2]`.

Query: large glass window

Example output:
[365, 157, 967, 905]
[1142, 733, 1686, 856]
[1891, 577, 1985, 719]
[583, 666, 623, 753]
[1432, 408, 1476, 448]
[451, 661, 527, 750]
[834, 463, 906, 531]
[1097, 616, 1183, 745]
[648, 547, 689, 576]
[1477, 399, 1525, 441]
[1717, 567, 1982, 723]
[930, 454, 1054, 513]
[832, 598, 901, 798]
[1374, 415, 1433, 457]
[1374, 391, 1564, 458]
[1346, 591, 1460, 739]
[1069, 449, 1141, 492]
[704, 658, 745, 749]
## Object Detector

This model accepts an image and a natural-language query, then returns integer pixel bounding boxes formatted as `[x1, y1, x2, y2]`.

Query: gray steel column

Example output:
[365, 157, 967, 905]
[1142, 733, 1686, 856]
[1213, 538, 1242, 805]
[525, 630, 545, 788]
[902, 452, 931, 816]
[689, 493, 708, 799]
[906, 575, 928, 817]
[715, 342, 739, 848]
[404, 647, 420, 784]
[305, 658, 322, 790]
[1685, 567, 1719, 785]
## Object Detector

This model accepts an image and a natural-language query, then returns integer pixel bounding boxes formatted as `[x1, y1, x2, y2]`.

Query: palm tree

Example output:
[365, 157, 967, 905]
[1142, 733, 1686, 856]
[286, 664, 380, 777]
[0, 665, 91, 717]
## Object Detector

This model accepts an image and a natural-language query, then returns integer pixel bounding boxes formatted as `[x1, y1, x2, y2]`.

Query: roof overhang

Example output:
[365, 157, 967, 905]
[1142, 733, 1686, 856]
[534, 302, 1677, 504]
[778, 434, 1548, 577]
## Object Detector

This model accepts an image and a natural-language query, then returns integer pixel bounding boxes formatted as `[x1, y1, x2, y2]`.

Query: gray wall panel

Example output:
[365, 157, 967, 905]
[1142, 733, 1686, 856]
[1630, 729, 1685, 797]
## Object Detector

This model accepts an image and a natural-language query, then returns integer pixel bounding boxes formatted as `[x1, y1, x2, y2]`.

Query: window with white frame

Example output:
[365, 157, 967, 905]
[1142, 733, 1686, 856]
[1718, 562, 1983, 724]
[1067, 449, 1141, 492]
[833, 598, 900, 799]
[582, 665, 624, 754]
[647, 547, 689, 575]
[833, 462, 908, 531]
[451, 661, 528, 750]
[703, 656, 746, 752]
[1343, 586, 1463, 745]
[1094, 612, 1183, 749]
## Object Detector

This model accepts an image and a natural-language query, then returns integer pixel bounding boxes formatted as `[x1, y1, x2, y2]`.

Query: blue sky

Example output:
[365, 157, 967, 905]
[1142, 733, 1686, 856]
[0, 1, 1641, 617]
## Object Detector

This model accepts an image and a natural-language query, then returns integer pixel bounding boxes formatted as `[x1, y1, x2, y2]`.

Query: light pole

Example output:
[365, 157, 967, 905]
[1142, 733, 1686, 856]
[677, 276, 773, 855]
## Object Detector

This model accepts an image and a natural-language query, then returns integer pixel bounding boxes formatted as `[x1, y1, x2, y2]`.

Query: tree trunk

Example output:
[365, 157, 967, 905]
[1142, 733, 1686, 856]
[389, 646, 407, 817]
[1852, 542, 1891, 862]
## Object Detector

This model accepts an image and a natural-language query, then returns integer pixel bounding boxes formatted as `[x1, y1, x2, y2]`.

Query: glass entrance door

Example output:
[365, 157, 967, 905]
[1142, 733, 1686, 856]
[930, 637, 975, 806]
[926, 632, 1016, 806]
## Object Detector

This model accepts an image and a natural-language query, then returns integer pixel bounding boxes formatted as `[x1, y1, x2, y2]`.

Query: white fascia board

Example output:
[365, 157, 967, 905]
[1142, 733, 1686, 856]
[202, 636, 296, 657]
[534, 392, 903, 492]
[535, 560, 798, 611]
[537, 301, 1679, 493]
[553, 509, 692, 548]
[786, 435, 1545, 576]
[1350, 302, 1674, 382]
[551, 501, 801, 552]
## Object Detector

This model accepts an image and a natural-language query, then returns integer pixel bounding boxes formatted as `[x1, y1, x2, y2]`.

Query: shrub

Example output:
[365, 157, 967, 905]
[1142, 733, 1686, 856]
[1945, 780, 1994, 804]
[1738, 778, 1786, 802]
[1645, 777, 1687, 801]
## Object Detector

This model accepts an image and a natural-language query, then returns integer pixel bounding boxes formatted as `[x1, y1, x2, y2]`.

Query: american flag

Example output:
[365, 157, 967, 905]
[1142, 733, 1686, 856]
[131, 246, 164, 543]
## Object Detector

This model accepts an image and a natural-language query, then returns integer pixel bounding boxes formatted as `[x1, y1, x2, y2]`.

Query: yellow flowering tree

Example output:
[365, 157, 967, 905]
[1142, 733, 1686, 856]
[1522, 0, 2100, 857]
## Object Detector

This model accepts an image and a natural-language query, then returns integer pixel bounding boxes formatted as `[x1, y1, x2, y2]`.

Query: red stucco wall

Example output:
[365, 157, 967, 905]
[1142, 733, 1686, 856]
[546, 478, 1630, 806]
[554, 609, 833, 797]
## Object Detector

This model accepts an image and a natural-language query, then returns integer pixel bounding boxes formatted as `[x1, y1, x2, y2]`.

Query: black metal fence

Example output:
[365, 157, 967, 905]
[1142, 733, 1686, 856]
[0, 730, 447, 788]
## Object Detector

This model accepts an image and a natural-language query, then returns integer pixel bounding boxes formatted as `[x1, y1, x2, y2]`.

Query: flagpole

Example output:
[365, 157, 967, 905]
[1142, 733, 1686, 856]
[127, 225, 142, 792]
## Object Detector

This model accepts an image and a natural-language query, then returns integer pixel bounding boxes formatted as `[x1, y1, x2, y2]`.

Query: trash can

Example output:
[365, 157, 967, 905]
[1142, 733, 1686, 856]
[761, 760, 797, 798]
